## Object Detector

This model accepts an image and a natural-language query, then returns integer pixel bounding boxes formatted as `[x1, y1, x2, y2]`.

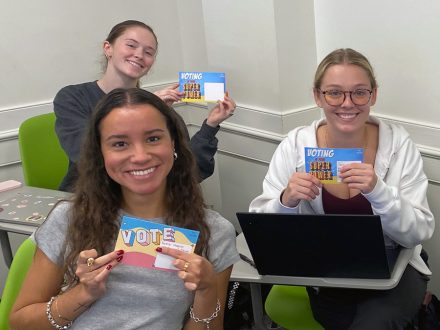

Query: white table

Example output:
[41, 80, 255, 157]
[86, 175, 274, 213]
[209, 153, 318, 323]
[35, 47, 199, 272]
[0, 222, 35, 268]
[0, 186, 70, 268]
[230, 233, 414, 330]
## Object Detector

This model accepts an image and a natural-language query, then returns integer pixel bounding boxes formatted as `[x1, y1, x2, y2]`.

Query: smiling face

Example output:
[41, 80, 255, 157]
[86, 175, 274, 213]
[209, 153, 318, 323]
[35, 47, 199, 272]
[104, 26, 157, 80]
[314, 64, 377, 134]
[99, 104, 174, 201]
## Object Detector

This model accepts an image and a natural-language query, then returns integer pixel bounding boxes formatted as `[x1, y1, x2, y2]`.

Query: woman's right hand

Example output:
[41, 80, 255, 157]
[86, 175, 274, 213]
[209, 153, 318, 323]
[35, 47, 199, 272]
[281, 172, 322, 208]
[154, 83, 184, 106]
[74, 249, 124, 301]
[156, 246, 216, 292]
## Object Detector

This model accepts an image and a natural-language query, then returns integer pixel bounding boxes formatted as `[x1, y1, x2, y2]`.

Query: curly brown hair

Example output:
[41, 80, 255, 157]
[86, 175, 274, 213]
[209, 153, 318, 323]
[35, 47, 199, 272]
[63, 88, 209, 286]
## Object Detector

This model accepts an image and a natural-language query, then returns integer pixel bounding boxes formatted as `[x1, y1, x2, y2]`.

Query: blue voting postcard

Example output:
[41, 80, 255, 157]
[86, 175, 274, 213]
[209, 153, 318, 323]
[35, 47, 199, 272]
[304, 147, 364, 184]
[179, 72, 225, 103]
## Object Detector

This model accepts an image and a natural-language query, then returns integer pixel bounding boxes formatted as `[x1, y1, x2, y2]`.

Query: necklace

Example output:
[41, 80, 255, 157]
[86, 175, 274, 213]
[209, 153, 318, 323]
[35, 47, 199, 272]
[324, 125, 368, 149]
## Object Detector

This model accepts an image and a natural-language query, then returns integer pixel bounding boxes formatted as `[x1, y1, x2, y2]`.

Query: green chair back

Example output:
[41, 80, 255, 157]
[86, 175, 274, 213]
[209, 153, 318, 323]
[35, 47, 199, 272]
[265, 285, 323, 330]
[18, 112, 68, 190]
[0, 239, 36, 330]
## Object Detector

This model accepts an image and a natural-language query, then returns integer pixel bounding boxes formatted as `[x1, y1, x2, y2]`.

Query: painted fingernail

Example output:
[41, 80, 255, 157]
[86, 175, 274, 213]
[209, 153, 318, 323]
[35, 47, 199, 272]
[156, 247, 162, 252]
[116, 256, 123, 262]
[106, 264, 112, 270]
[116, 250, 124, 256]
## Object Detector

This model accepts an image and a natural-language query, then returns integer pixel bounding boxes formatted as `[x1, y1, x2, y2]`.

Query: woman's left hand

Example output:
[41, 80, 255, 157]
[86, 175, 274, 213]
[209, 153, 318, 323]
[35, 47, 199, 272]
[339, 162, 377, 194]
[157, 246, 216, 292]
[206, 93, 236, 127]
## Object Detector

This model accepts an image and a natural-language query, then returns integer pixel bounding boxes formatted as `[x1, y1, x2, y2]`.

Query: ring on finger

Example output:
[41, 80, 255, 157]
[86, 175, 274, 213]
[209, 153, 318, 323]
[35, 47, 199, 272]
[87, 257, 95, 267]
[183, 261, 190, 272]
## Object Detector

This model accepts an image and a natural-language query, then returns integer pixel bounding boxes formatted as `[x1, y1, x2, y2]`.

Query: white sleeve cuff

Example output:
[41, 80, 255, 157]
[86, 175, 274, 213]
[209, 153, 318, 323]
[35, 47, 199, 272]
[363, 177, 397, 214]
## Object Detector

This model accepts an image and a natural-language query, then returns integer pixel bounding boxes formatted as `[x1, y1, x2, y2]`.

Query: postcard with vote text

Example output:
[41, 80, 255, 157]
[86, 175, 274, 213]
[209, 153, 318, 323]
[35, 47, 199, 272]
[115, 216, 199, 271]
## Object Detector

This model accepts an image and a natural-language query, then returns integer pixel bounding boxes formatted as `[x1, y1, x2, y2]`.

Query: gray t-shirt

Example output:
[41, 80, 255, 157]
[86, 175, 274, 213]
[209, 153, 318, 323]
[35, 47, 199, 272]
[33, 202, 240, 330]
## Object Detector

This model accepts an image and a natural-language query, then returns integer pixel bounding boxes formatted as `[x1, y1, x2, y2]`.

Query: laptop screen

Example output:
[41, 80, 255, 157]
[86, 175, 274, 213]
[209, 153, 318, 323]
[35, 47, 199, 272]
[237, 212, 397, 279]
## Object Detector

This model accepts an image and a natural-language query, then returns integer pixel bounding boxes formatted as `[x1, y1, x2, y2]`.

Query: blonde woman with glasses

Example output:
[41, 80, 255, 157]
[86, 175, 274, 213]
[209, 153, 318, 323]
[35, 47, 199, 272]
[250, 48, 434, 329]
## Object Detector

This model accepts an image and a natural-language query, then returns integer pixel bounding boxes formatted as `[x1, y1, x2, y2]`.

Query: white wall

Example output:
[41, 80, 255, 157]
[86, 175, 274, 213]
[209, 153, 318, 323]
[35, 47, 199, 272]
[1, 0, 440, 299]
[314, 0, 440, 149]
[0, 0, 184, 107]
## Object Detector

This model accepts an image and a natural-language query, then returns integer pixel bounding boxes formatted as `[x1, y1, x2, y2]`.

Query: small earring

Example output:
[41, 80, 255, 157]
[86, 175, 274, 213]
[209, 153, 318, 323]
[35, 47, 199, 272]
[173, 151, 178, 160]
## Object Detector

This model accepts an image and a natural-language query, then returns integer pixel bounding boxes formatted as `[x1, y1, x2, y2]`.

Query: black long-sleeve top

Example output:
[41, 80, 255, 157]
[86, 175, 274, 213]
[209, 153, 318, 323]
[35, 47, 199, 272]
[53, 81, 218, 191]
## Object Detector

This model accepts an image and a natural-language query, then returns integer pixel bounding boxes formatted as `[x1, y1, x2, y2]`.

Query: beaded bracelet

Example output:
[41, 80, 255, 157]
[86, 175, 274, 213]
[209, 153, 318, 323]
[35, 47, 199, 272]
[189, 299, 221, 330]
[46, 296, 73, 329]
[227, 281, 240, 310]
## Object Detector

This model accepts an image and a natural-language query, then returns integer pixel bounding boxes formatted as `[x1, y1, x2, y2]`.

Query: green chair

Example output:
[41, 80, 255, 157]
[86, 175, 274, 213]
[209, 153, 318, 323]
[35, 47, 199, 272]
[265, 285, 323, 330]
[0, 238, 36, 330]
[18, 112, 68, 190]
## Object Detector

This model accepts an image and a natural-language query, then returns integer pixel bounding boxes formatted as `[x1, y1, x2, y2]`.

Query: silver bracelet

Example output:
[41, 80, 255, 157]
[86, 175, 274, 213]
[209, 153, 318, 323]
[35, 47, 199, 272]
[46, 296, 73, 329]
[227, 281, 240, 310]
[189, 299, 221, 329]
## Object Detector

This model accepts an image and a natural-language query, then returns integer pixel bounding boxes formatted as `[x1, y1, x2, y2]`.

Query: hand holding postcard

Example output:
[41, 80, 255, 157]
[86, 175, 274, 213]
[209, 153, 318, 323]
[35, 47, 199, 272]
[179, 71, 225, 103]
[305, 147, 364, 184]
[114, 216, 199, 272]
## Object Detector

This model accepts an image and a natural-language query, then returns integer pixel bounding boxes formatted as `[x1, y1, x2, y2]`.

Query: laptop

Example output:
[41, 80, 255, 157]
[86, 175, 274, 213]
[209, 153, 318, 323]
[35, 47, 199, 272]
[0, 186, 71, 227]
[236, 212, 400, 279]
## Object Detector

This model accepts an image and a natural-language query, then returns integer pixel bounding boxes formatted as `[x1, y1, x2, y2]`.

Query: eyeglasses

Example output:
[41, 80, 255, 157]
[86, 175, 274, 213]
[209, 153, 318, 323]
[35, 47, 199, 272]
[318, 88, 373, 106]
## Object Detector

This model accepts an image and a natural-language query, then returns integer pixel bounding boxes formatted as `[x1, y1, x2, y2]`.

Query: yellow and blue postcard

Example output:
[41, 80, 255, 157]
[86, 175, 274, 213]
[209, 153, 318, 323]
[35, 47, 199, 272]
[304, 147, 364, 184]
[114, 215, 199, 272]
[179, 71, 225, 103]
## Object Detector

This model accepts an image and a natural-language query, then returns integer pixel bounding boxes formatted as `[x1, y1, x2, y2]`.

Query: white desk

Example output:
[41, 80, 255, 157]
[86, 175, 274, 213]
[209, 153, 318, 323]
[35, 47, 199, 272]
[230, 233, 414, 330]
[0, 186, 71, 268]
[0, 222, 35, 268]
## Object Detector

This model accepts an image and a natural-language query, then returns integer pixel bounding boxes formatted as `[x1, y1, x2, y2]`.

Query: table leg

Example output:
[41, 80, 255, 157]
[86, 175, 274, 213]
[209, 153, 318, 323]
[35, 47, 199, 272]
[0, 230, 13, 268]
[250, 282, 267, 330]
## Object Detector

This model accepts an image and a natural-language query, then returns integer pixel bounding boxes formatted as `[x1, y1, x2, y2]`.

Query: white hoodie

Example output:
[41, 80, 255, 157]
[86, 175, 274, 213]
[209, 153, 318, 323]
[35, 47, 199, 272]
[250, 116, 435, 275]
